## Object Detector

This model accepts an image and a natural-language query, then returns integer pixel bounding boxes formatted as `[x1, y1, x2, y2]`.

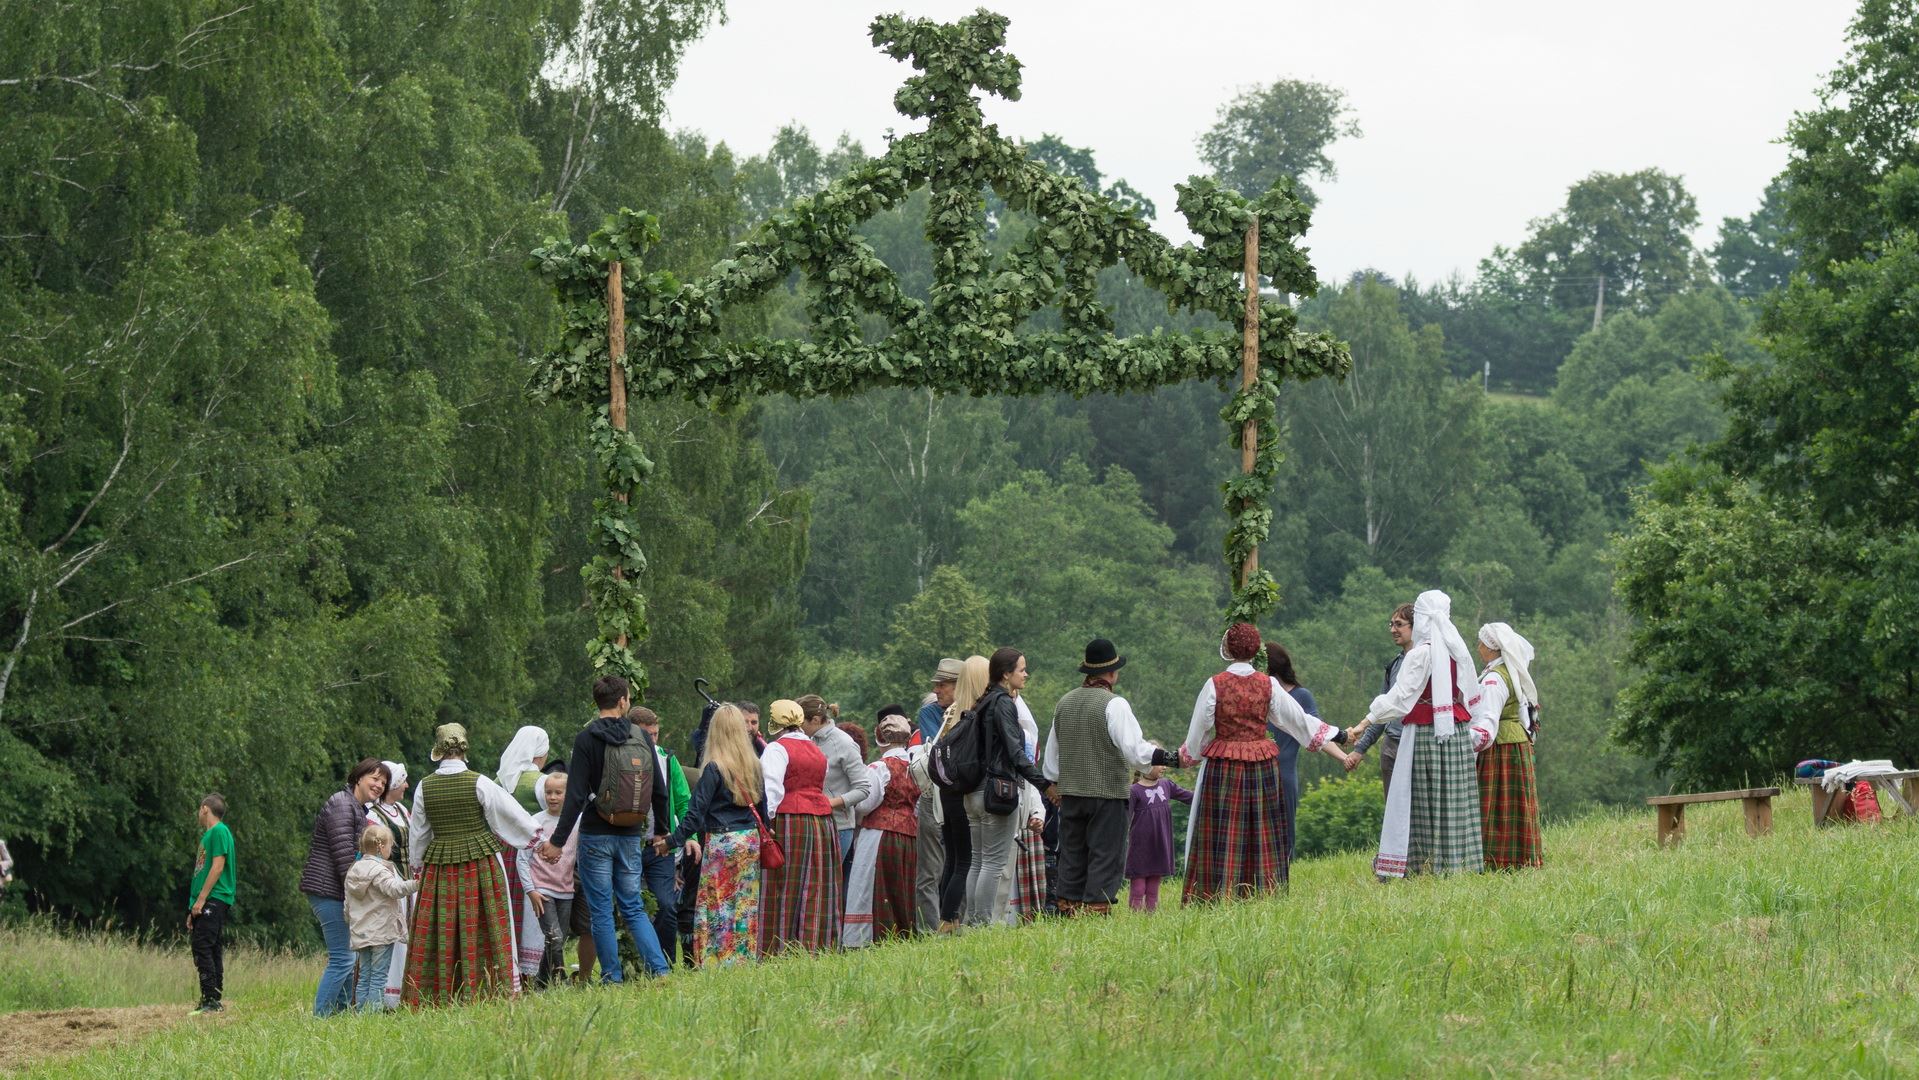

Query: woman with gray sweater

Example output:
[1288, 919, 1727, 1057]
[299, 758, 388, 1017]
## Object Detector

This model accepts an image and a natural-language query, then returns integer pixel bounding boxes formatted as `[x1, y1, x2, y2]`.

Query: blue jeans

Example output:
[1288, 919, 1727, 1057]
[353, 944, 392, 1012]
[640, 846, 678, 967]
[308, 896, 355, 1016]
[577, 833, 669, 981]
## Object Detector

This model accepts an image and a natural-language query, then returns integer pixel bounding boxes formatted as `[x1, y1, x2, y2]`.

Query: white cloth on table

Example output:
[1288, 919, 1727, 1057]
[1819, 760, 1901, 793]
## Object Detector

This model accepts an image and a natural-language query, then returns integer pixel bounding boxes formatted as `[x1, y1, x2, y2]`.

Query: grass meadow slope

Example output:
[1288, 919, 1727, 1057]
[7, 789, 1917, 1078]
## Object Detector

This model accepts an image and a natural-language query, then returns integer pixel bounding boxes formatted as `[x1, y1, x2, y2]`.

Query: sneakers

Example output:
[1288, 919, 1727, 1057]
[189, 1001, 224, 1016]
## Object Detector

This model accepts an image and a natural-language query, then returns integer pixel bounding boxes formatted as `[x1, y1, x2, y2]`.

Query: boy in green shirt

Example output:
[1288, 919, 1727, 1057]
[188, 793, 235, 1014]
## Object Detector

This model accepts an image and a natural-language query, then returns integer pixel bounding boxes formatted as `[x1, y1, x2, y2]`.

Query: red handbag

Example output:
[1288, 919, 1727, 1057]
[749, 804, 785, 870]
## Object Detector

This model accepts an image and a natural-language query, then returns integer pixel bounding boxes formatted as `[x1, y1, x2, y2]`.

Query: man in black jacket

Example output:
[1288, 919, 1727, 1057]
[539, 675, 672, 982]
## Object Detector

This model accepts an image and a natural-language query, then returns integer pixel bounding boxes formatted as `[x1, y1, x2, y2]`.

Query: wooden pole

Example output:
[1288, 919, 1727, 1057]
[1239, 216, 1260, 590]
[607, 258, 630, 650]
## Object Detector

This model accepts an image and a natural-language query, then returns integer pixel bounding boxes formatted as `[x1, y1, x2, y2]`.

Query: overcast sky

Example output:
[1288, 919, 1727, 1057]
[664, 0, 1855, 285]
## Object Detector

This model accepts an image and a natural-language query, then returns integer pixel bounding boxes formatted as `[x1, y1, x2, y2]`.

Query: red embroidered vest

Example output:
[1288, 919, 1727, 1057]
[1206, 671, 1280, 761]
[1403, 660, 1472, 725]
[862, 756, 919, 837]
[774, 734, 832, 816]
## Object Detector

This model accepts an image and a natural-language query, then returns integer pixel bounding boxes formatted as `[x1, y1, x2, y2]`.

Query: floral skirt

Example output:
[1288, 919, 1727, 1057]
[402, 854, 517, 1007]
[695, 828, 761, 968]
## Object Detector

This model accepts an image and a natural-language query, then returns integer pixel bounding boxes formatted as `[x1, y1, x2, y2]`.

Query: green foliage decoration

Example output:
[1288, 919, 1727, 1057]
[529, 9, 1350, 681]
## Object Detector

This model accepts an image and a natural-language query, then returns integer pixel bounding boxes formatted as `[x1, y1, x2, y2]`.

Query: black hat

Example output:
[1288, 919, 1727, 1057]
[1077, 638, 1126, 675]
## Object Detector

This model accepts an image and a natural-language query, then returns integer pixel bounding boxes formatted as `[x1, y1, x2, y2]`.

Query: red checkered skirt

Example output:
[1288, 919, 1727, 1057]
[870, 831, 917, 942]
[402, 854, 518, 1007]
[761, 812, 841, 956]
[1182, 756, 1285, 904]
[1009, 819, 1047, 923]
[1477, 740, 1543, 869]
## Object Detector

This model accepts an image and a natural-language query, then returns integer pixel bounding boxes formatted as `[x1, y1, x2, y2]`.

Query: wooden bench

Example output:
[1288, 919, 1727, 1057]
[1645, 787, 1780, 846]
[1793, 770, 1919, 827]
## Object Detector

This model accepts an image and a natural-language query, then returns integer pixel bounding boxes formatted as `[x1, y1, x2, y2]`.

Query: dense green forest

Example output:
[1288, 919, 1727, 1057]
[3, 0, 1912, 943]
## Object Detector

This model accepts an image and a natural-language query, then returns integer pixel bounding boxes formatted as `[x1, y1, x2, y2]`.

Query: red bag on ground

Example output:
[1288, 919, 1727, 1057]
[1851, 780, 1883, 823]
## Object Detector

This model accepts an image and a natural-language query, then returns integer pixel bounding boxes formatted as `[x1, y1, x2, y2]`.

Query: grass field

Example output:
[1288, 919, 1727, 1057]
[7, 788, 1917, 1078]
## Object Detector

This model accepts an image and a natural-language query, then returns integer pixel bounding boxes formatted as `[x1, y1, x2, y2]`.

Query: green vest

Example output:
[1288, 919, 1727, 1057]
[419, 770, 501, 865]
[1492, 667, 1528, 745]
[1052, 686, 1130, 800]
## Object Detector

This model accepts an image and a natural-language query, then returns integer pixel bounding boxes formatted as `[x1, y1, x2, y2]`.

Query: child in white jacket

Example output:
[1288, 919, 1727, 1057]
[345, 823, 420, 1012]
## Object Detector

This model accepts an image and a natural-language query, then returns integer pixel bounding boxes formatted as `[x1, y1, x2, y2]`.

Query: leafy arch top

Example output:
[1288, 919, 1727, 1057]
[530, 9, 1350, 409]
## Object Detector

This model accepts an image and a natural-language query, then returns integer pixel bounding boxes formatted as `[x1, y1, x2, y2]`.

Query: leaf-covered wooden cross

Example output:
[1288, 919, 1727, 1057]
[530, 8, 1351, 692]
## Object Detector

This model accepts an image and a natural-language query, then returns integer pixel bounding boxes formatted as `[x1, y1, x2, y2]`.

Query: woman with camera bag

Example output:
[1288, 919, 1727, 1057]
[960, 648, 1056, 927]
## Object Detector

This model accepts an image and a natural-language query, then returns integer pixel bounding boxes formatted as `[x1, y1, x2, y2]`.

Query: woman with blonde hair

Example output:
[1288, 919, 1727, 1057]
[670, 704, 770, 966]
[933, 655, 989, 931]
[759, 698, 841, 954]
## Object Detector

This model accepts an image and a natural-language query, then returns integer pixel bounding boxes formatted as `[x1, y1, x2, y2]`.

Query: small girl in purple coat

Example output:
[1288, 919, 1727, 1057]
[1125, 765, 1194, 912]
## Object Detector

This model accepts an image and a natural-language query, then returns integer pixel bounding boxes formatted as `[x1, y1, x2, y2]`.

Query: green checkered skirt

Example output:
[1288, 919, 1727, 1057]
[1407, 730, 1484, 876]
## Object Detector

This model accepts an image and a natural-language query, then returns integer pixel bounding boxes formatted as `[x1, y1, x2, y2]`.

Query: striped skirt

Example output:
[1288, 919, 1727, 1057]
[402, 854, 518, 1007]
[761, 812, 841, 956]
[695, 827, 761, 968]
[1478, 740, 1543, 870]
[1408, 730, 1485, 876]
[1182, 756, 1285, 904]
[845, 829, 917, 948]
[1008, 819, 1047, 924]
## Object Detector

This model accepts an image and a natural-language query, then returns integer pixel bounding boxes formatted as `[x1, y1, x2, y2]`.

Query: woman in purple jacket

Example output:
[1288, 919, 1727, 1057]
[300, 758, 388, 1016]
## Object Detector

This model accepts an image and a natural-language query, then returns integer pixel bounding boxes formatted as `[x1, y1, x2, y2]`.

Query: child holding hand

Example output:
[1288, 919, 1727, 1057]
[1125, 765, 1192, 912]
[519, 772, 578, 988]
[344, 823, 420, 1011]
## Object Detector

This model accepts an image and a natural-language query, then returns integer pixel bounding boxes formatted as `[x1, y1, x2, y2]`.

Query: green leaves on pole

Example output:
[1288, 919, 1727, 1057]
[529, 9, 1350, 668]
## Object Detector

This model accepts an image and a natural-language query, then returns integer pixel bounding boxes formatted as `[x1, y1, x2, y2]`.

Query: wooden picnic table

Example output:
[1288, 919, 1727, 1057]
[1794, 769, 1919, 827]
[1645, 787, 1779, 846]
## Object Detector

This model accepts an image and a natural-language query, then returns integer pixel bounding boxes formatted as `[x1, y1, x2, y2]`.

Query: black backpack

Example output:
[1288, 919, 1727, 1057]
[929, 704, 988, 794]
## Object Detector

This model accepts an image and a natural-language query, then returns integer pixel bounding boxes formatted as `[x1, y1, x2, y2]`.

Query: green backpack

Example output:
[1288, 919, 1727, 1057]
[595, 726, 656, 828]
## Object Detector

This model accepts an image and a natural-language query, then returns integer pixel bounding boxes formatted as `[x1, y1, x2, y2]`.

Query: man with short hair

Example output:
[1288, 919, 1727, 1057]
[1348, 603, 1414, 789]
[629, 706, 688, 967]
[540, 675, 672, 982]
[187, 793, 235, 1015]
[1043, 639, 1177, 916]
[913, 658, 961, 931]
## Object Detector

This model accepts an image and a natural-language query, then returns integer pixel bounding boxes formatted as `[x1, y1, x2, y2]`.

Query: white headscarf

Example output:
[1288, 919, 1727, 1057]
[496, 725, 549, 792]
[1413, 590, 1476, 742]
[1477, 622, 1539, 713]
[382, 760, 407, 796]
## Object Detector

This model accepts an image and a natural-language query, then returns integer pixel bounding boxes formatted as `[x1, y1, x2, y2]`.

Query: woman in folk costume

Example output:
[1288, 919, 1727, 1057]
[1179, 623, 1353, 902]
[670, 704, 768, 967]
[1474, 622, 1543, 869]
[492, 725, 549, 944]
[366, 761, 414, 1009]
[844, 713, 920, 947]
[403, 723, 537, 1006]
[1355, 590, 1500, 878]
[759, 698, 842, 955]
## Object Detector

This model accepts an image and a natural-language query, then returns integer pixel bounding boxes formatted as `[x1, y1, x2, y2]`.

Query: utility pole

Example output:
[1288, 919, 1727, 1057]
[1483, 360, 1491, 393]
[606, 258, 629, 650]
[1238, 216, 1260, 590]
[1592, 274, 1606, 332]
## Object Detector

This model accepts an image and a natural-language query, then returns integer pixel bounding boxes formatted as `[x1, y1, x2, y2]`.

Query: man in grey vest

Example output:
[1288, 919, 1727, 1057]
[1348, 603, 1413, 788]
[1042, 638, 1178, 916]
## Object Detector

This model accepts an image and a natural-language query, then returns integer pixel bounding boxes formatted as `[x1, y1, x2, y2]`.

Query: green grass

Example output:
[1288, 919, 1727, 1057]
[0, 921, 311, 1013]
[12, 790, 1919, 1078]
[1487, 389, 1551, 407]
